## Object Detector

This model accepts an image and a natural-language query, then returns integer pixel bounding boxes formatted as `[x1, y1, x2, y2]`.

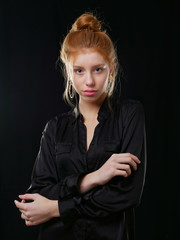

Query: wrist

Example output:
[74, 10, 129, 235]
[78, 170, 100, 194]
[88, 170, 100, 188]
[49, 200, 60, 218]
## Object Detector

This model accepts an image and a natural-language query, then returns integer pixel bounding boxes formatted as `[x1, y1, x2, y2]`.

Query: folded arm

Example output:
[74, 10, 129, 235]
[15, 101, 146, 225]
[58, 101, 147, 222]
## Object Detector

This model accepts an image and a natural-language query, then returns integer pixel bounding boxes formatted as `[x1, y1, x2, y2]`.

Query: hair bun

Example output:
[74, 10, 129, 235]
[71, 13, 101, 32]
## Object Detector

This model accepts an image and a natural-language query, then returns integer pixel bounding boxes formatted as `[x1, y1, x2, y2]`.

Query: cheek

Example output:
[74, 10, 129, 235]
[72, 77, 82, 92]
[72, 81, 78, 91]
[99, 74, 109, 88]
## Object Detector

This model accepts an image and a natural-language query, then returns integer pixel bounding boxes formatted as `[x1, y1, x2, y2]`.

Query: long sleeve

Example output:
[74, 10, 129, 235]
[27, 117, 83, 200]
[58, 101, 147, 222]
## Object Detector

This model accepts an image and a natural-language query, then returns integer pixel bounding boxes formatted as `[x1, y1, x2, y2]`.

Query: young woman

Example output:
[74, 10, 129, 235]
[15, 12, 146, 240]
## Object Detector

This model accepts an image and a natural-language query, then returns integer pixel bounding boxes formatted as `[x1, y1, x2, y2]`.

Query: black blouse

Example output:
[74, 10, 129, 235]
[27, 97, 147, 240]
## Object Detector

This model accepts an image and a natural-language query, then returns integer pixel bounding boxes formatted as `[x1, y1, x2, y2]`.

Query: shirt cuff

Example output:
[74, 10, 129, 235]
[58, 173, 87, 198]
[58, 196, 81, 223]
[58, 172, 89, 223]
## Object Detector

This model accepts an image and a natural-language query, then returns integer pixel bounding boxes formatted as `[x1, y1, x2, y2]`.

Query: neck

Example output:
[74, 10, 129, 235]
[79, 94, 107, 120]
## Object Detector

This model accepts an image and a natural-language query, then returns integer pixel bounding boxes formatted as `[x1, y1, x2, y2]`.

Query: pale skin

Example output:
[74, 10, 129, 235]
[14, 48, 140, 226]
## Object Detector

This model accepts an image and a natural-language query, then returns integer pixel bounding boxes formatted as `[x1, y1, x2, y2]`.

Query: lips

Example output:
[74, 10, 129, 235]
[83, 90, 97, 96]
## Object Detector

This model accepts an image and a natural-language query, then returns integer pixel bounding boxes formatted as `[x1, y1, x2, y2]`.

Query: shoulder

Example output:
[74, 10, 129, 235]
[112, 98, 145, 123]
[113, 97, 144, 113]
[43, 109, 74, 135]
[121, 98, 144, 115]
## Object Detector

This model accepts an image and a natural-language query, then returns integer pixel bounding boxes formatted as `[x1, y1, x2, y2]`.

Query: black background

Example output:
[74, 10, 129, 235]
[0, 0, 178, 239]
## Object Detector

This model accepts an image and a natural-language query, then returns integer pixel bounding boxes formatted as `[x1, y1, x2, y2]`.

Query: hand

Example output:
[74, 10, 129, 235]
[14, 193, 59, 226]
[96, 153, 140, 185]
[78, 153, 140, 194]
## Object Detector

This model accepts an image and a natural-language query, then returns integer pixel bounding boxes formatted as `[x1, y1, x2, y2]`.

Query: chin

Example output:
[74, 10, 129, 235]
[82, 93, 106, 104]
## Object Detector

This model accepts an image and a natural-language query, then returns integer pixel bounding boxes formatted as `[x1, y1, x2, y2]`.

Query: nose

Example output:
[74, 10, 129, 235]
[85, 72, 95, 86]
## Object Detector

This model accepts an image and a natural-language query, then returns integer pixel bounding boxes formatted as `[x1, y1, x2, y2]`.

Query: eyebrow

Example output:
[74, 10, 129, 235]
[73, 64, 107, 68]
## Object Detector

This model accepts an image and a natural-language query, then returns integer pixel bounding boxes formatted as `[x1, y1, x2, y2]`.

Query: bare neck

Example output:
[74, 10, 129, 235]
[79, 102, 99, 121]
[79, 95, 106, 122]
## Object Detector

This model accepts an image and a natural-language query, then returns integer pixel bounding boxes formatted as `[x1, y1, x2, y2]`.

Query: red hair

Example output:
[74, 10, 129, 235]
[60, 12, 119, 106]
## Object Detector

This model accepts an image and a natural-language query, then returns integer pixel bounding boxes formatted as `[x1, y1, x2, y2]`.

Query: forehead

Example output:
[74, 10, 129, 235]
[71, 49, 107, 66]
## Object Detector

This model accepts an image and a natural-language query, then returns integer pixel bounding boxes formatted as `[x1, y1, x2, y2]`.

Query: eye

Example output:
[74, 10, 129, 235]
[74, 69, 83, 74]
[95, 67, 103, 73]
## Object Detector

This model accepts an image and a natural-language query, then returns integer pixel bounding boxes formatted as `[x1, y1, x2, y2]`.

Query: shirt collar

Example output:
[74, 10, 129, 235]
[71, 97, 112, 124]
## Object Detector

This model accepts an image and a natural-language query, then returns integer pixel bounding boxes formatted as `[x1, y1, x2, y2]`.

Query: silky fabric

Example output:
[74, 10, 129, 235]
[27, 97, 147, 240]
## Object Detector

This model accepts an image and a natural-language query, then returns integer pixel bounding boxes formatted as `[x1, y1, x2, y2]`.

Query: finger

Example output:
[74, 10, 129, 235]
[117, 164, 131, 176]
[19, 193, 37, 201]
[118, 153, 140, 164]
[21, 212, 30, 221]
[127, 158, 137, 171]
[14, 200, 22, 208]
[14, 200, 27, 211]
[115, 169, 128, 178]
[19, 209, 26, 215]
[116, 158, 137, 171]
[25, 220, 33, 226]
[130, 153, 141, 163]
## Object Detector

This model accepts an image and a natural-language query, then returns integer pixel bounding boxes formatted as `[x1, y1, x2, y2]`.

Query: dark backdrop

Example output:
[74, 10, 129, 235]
[0, 1, 177, 240]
